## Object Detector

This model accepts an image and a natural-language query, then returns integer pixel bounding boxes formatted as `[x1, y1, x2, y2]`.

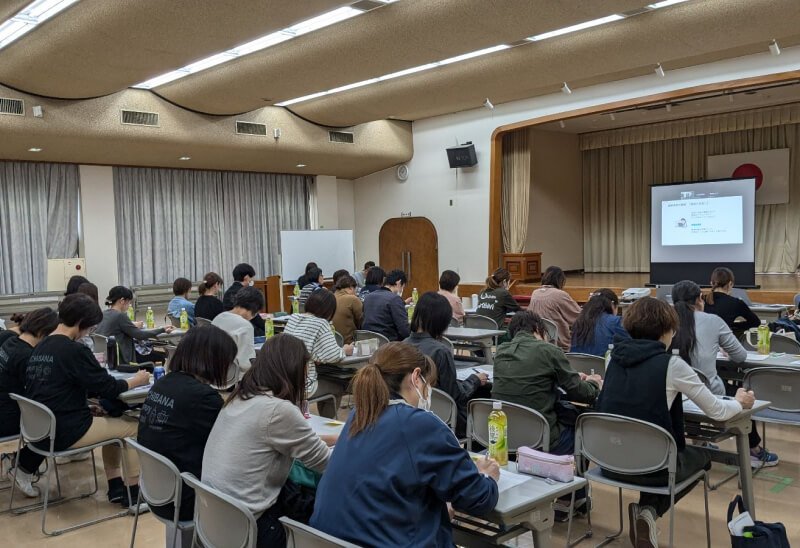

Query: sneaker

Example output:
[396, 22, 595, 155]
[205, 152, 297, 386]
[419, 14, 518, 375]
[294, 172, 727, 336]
[750, 447, 779, 468]
[628, 503, 640, 547]
[107, 476, 125, 503]
[55, 451, 91, 465]
[635, 506, 659, 548]
[8, 467, 40, 498]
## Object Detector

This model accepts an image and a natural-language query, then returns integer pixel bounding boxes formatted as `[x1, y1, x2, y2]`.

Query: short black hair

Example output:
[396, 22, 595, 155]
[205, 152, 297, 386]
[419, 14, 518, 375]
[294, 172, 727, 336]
[411, 292, 452, 339]
[332, 269, 350, 284]
[232, 263, 256, 282]
[508, 310, 547, 339]
[172, 277, 192, 296]
[233, 286, 264, 314]
[305, 288, 337, 321]
[305, 267, 323, 285]
[541, 266, 566, 289]
[335, 275, 358, 291]
[439, 270, 461, 292]
[305, 262, 318, 273]
[20, 307, 59, 338]
[385, 269, 407, 287]
[76, 282, 99, 304]
[105, 286, 134, 307]
[365, 266, 385, 286]
[59, 293, 103, 330]
[168, 325, 237, 388]
[363, 261, 375, 270]
[65, 275, 90, 296]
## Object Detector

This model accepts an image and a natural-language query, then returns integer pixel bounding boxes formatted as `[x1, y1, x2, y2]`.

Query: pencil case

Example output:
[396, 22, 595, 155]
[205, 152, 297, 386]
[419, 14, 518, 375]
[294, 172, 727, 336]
[516, 446, 575, 483]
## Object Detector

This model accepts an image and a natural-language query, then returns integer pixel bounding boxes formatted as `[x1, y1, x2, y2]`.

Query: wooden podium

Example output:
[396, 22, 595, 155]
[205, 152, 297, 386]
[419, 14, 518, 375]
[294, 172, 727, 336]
[501, 252, 542, 283]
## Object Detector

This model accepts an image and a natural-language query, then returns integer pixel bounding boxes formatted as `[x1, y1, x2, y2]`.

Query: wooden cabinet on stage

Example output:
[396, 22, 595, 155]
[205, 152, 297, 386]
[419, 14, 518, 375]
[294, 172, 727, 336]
[501, 252, 542, 283]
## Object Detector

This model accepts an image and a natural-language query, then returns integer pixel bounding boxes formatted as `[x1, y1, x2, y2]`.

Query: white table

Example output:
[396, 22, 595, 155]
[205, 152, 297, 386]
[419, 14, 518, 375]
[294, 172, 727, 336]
[716, 351, 800, 383]
[108, 370, 152, 404]
[445, 327, 505, 365]
[750, 304, 789, 321]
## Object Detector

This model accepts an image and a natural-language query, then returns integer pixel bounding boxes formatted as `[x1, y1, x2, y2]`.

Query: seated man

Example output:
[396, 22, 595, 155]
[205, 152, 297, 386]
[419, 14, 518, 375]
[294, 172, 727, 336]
[212, 287, 263, 387]
[362, 269, 410, 341]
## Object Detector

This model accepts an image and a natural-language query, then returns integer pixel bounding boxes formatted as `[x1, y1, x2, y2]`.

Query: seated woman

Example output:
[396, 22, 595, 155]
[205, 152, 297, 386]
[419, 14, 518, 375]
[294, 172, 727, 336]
[296, 261, 319, 291]
[405, 292, 489, 438]
[285, 289, 353, 418]
[96, 286, 172, 365]
[137, 325, 235, 526]
[476, 268, 520, 329]
[24, 294, 151, 507]
[597, 296, 754, 547]
[527, 266, 581, 351]
[194, 272, 225, 321]
[298, 267, 324, 308]
[310, 342, 500, 547]
[570, 288, 629, 356]
[702, 267, 760, 336]
[438, 270, 465, 326]
[357, 266, 385, 301]
[672, 280, 777, 468]
[167, 277, 196, 326]
[331, 275, 363, 345]
[212, 286, 263, 387]
[1, 308, 59, 497]
[203, 334, 335, 548]
[0, 312, 25, 347]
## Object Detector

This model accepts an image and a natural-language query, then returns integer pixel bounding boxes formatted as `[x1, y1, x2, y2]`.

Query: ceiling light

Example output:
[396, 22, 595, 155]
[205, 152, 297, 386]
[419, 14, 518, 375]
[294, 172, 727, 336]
[559, 120, 566, 129]
[28, 147, 42, 152]
[0, 0, 81, 50]
[483, 98, 494, 110]
[296, 163, 307, 168]
[527, 14, 624, 42]
[769, 39, 781, 56]
[179, 156, 191, 161]
[655, 63, 665, 77]
[561, 82, 572, 95]
[133, 7, 363, 89]
[647, 0, 690, 8]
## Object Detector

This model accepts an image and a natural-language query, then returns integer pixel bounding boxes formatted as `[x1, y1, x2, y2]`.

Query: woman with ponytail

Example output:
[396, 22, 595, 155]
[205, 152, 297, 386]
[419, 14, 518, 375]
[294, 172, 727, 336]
[702, 267, 760, 335]
[195, 272, 224, 321]
[311, 342, 500, 547]
[570, 288, 629, 356]
[475, 267, 521, 328]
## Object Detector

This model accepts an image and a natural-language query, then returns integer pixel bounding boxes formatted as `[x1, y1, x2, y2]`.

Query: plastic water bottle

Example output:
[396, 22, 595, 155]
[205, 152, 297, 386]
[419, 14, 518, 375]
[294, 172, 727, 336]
[145, 306, 155, 329]
[127, 304, 135, 322]
[604, 344, 613, 370]
[266, 317, 274, 339]
[412, 287, 419, 304]
[106, 336, 118, 370]
[407, 302, 415, 323]
[179, 307, 189, 330]
[757, 320, 770, 355]
[292, 283, 301, 314]
[488, 401, 508, 466]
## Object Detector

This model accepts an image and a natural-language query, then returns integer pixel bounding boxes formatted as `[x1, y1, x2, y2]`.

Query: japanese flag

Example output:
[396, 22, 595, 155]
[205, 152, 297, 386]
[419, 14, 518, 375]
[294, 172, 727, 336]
[707, 149, 790, 205]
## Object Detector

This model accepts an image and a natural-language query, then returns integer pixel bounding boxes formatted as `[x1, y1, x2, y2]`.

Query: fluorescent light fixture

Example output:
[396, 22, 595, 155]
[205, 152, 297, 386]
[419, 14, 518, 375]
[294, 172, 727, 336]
[558, 120, 566, 129]
[561, 82, 572, 95]
[179, 156, 191, 161]
[647, 0, 689, 8]
[28, 147, 42, 152]
[769, 39, 781, 56]
[0, 0, 80, 50]
[655, 63, 665, 77]
[133, 7, 362, 89]
[609, 112, 616, 121]
[527, 14, 624, 42]
[296, 163, 307, 168]
[439, 45, 510, 65]
[483, 98, 494, 110]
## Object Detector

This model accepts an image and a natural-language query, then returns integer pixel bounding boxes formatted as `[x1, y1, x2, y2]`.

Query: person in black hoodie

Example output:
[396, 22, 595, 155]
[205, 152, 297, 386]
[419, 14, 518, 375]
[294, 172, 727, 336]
[701, 267, 760, 336]
[596, 297, 755, 548]
[222, 263, 256, 311]
[24, 294, 151, 508]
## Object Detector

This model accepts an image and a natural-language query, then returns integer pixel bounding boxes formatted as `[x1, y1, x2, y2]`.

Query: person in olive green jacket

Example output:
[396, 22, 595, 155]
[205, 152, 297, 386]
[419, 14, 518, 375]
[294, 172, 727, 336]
[492, 310, 602, 456]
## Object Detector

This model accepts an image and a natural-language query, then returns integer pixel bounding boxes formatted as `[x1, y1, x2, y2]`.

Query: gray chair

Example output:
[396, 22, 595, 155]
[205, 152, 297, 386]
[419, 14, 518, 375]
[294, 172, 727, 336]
[767, 333, 800, 353]
[0, 434, 19, 492]
[354, 330, 389, 347]
[281, 516, 360, 547]
[466, 399, 550, 454]
[574, 413, 710, 548]
[167, 314, 181, 328]
[90, 333, 109, 351]
[744, 367, 800, 470]
[565, 353, 605, 378]
[464, 315, 498, 330]
[449, 317, 461, 328]
[125, 438, 193, 548]
[541, 318, 559, 345]
[333, 331, 344, 348]
[8, 394, 132, 535]
[181, 472, 257, 548]
[655, 285, 673, 303]
[196, 317, 212, 327]
[430, 388, 458, 432]
[730, 288, 753, 306]
[738, 333, 756, 351]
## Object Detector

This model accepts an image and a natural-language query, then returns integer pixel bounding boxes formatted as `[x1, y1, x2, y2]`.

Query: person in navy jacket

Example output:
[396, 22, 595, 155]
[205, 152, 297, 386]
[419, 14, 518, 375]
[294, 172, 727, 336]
[570, 288, 629, 356]
[362, 269, 412, 341]
[310, 342, 499, 547]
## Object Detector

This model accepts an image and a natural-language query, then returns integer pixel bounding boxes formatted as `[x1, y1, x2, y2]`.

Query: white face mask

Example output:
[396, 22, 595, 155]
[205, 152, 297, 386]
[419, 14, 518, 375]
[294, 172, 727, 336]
[414, 375, 431, 412]
[248, 279, 255, 287]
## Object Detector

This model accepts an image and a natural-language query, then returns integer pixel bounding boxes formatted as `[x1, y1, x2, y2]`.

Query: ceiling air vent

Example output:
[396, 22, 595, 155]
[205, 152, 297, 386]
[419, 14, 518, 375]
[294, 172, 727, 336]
[329, 131, 354, 144]
[120, 109, 159, 127]
[0, 97, 24, 116]
[236, 121, 267, 136]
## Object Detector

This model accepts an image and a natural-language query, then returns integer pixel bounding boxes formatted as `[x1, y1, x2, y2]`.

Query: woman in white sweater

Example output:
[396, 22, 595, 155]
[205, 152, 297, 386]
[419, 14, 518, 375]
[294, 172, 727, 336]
[203, 334, 336, 548]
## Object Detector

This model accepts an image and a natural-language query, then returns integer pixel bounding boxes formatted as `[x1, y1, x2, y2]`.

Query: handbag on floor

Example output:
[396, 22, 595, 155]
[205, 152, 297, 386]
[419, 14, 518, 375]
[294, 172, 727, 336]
[728, 496, 790, 548]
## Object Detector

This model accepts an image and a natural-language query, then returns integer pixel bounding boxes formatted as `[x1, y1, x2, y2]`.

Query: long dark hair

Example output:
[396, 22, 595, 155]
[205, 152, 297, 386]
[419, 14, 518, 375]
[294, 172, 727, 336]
[703, 267, 734, 306]
[671, 280, 701, 364]
[571, 288, 618, 347]
[169, 325, 236, 388]
[410, 292, 451, 339]
[228, 334, 309, 406]
[541, 266, 566, 289]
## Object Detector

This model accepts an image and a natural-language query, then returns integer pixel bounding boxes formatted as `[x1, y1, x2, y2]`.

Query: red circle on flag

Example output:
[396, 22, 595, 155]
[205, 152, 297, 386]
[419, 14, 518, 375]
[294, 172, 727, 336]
[731, 163, 763, 190]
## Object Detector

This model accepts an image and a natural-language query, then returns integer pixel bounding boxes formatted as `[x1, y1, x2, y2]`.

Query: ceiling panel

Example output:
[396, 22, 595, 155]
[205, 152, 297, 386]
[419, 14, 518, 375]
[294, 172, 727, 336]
[289, 0, 800, 127]
[0, 0, 349, 98]
[157, 0, 648, 114]
[0, 0, 31, 23]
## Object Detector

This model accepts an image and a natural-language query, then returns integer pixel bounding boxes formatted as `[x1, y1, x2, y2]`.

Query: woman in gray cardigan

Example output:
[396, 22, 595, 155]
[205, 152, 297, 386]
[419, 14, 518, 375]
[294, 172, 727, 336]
[671, 280, 778, 468]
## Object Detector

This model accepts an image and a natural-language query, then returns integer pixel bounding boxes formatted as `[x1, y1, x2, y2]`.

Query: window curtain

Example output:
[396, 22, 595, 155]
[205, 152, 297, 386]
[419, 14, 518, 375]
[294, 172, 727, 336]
[0, 161, 80, 293]
[582, 120, 800, 272]
[114, 167, 311, 286]
[501, 130, 531, 253]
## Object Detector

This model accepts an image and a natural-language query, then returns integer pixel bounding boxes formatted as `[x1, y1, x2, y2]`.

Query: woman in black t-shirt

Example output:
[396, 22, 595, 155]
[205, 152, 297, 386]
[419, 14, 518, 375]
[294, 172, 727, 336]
[195, 272, 225, 321]
[702, 267, 760, 336]
[476, 268, 521, 329]
[137, 325, 236, 522]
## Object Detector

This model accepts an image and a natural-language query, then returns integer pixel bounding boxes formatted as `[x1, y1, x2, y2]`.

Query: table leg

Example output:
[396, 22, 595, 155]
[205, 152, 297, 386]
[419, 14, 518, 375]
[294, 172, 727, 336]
[527, 507, 554, 548]
[735, 427, 756, 519]
[479, 338, 493, 365]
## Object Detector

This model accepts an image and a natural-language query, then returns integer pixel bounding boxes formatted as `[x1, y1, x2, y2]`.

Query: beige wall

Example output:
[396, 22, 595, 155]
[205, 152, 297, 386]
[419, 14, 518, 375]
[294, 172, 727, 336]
[525, 129, 583, 271]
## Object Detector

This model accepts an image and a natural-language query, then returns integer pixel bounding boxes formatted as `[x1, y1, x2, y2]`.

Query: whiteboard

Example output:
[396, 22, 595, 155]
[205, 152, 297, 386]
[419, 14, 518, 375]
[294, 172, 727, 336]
[280, 230, 355, 282]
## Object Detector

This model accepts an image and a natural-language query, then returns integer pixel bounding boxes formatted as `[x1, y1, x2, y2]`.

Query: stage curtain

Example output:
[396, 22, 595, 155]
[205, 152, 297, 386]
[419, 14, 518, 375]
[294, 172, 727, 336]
[582, 117, 800, 273]
[501, 130, 531, 253]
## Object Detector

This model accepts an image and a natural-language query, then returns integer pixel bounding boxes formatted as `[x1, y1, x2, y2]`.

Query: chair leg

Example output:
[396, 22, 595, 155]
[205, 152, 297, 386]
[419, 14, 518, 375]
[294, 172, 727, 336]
[703, 475, 711, 548]
[40, 457, 53, 536]
[129, 489, 143, 548]
[668, 490, 676, 548]
[594, 487, 624, 547]
[566, 487, 593, 547]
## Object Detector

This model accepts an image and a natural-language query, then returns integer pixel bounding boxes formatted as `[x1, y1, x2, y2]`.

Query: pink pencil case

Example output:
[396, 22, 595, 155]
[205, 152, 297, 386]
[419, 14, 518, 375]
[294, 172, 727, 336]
[516, 446, 575, 483]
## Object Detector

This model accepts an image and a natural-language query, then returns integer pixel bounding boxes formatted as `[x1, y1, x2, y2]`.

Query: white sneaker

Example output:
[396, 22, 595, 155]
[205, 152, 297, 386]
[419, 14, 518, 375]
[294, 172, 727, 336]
[55, 451, 91, 465]
[635, 506, 659, 548]
[8, 467, 40, 498]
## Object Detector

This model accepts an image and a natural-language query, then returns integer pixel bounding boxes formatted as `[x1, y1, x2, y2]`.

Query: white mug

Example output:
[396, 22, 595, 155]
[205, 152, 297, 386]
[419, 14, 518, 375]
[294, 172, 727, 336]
[462, 296, 471, 309]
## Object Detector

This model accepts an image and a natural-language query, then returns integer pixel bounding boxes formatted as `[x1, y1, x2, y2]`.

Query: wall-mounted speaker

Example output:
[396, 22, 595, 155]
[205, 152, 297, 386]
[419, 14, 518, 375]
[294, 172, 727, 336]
[446, 142, 477, 168]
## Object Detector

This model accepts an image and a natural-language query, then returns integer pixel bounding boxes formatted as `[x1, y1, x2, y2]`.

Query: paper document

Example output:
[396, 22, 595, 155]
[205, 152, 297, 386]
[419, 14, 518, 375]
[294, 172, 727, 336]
[744, 353, 769, 362]
[497, 469, 531, 493]
[456, 368, 493, 381]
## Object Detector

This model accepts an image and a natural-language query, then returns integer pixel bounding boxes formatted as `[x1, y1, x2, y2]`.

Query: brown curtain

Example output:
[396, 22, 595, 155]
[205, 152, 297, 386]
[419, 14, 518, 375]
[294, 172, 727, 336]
[501, 130, 531, 253]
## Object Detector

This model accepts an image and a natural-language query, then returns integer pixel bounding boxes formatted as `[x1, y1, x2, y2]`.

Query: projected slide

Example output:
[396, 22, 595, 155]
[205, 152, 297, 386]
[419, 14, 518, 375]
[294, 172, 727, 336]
[661, 196, 743, 246]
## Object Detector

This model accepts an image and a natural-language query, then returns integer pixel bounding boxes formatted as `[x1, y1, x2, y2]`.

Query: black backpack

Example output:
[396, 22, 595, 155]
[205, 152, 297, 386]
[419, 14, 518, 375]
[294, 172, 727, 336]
[728, 496, 790, 548]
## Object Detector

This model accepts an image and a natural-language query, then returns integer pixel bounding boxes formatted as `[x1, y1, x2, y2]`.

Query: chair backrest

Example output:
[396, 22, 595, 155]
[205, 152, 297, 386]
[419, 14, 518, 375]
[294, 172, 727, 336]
[655, 285, 673, 303]
[541, 318, 558, 345]
[768, 333, 800, 353]
[730, 287, 753, 306]
[692, 367, 710, 387]
[744, 367, 800, 413]
[354, 330, 389, 347]
[467, 398, 550, 453]
[738, 332, 756, 351]
[196, 317, 212, 327]
[91, 333, 109, 350]
[181, 473, 257, 548]
[168, 315, 182, 328]
[9, 394, 56, 452]
[575, 413, 676, 477]
[125, 438, 183, 511]
[449, 317, 461, 328]
[564, 353, 604, 377]
[430, 388, 458, 431]
[280, 516, 360, 548]
[334, 331, 344, 348]
[464, 315, 498, 330]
